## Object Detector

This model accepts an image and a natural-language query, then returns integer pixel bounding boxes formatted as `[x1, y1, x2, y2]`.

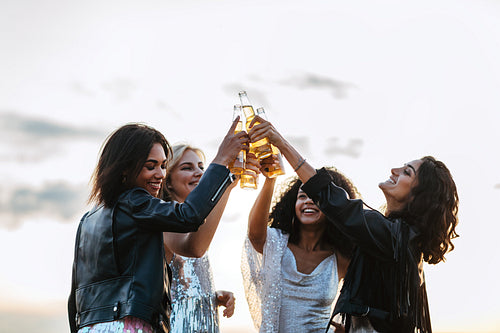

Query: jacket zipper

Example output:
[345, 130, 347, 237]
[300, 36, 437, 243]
[210, 174, 232, 203]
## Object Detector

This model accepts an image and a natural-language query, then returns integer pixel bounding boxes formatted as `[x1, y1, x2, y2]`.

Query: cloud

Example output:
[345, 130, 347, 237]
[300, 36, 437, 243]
[287, 136, 312, 157]
[0, 111, 106, 162]
[0, 111, 105, 141]
[101, 78, 137, 101]
[69, 81, 96, 97]
[277, 73, 356, 99]
[323, 137, 363, 158]
[222, 84, 271, 108]
[0, 182, 88, 229]
[156, 100, 182, 119]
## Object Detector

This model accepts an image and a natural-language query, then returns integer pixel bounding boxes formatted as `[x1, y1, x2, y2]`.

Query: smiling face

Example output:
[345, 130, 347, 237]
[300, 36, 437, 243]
[294, 188, 327, 226]
[167, 149, 204, 202]
[379, 159, 423, 214]
[133, 142, 167, 197]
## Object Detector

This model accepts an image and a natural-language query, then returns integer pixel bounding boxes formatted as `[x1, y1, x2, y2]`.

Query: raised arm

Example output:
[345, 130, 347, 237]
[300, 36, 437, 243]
[248, 117, 399, 259]
[164, 179, 237, 258]
[162, 117, 249, 258]
[302, 168, 401, 259]
[247, 117, 316, 184]
[248, 176, 277, 254]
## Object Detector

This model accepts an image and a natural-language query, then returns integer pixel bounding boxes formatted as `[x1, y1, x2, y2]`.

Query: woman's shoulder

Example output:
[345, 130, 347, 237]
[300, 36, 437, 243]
[117, 187, 159, 209]
[267, 226, 289, 240]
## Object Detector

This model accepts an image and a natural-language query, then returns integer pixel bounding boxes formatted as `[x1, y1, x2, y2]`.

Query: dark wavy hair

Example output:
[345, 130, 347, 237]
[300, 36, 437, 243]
[269, 167, 360, 258]
[388, 156, 459, 264]
[89, 123, 172, 207]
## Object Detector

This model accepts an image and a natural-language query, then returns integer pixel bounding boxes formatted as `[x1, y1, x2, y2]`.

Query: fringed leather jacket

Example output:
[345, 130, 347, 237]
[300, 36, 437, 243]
[302, 168, 432, 333]
[68, 164, 234, 333]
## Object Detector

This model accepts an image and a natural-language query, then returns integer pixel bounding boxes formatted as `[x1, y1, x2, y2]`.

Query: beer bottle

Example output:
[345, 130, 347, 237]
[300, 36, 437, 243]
[228, 105, 245, 175]
[240, 167, 258, 190]
[256, 107, 285, 178]
[240, 150, 259, 190]
[238, 91, 273, 160]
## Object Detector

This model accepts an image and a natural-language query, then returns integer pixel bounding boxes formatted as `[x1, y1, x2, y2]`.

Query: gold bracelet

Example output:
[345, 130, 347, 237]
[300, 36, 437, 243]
[294, 158, 306, 172]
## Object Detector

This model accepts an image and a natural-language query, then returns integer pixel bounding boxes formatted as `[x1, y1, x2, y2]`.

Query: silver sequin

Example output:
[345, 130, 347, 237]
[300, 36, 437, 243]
[241, 227, 343, 333]
[170, 253, 219, 333]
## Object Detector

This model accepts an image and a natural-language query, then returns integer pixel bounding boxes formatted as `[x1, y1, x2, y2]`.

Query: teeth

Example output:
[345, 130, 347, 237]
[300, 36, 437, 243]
[304, 209, 317, 213]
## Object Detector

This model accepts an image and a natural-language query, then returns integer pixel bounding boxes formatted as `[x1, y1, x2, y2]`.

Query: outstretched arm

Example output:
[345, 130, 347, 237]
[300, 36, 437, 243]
[248, 117, 316, 184]
[247, 153, 278, 254]
[163, 117, 248, 259]
[164, 179, 237, 258]
[248, 177, 276, 254]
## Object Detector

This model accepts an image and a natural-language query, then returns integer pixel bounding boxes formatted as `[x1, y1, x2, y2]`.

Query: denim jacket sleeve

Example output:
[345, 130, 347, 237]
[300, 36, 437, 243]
[301, 167, 401, 261]
[121, 163, 234, 232]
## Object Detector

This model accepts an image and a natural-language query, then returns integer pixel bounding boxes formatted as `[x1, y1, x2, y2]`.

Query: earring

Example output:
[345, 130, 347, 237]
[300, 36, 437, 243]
[122, 175, 127, 183]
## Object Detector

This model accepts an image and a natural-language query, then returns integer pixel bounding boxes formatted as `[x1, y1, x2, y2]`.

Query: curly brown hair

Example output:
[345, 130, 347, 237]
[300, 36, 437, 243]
[389, 156, 459, 264]
[269, 167, 360, 258]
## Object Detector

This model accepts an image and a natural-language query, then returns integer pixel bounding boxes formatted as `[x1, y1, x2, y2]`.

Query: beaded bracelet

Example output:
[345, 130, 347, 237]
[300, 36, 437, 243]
[294, 158, 306, 172]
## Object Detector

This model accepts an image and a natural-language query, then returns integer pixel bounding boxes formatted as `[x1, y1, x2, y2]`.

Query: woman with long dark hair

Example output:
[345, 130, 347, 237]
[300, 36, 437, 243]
[68, 120, 246, 333]
[247, 118, 459, 333]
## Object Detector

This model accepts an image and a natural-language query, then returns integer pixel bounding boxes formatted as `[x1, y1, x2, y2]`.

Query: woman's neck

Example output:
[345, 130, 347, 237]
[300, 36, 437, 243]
[297, 226, 326, 251]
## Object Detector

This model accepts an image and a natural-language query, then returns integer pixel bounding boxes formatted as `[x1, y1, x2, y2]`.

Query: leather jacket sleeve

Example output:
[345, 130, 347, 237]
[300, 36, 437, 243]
[121, 163, 234, 232]
[301, 167, 402, 261]
[68, 213, 86, 333]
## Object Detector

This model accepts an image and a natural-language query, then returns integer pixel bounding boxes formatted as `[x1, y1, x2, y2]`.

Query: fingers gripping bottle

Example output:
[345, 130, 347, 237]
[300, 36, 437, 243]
[230, 104, 257, 189]
[256, 107, 286, 178]
[228, 105, 245, 175]
[238, 91, 273, 160]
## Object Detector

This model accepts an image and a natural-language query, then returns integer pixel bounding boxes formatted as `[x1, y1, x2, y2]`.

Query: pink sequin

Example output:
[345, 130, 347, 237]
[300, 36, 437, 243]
[78, 316, 154, 333]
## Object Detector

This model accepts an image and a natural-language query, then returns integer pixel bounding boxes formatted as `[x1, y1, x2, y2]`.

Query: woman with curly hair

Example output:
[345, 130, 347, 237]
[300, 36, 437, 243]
[247, 118, 459, 333]
[241, 158, 360, 332]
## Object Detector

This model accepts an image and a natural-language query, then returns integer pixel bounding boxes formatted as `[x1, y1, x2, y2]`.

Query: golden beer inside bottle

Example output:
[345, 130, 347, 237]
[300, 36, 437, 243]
[242, 105, 272, 159]
[229, 121, 245, 175]
[240, 173, 258, 189]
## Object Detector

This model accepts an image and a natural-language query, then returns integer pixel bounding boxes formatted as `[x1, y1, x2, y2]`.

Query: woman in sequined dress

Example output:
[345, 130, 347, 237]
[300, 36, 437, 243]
[241, 157, 359, 333]
[162, 144, 236, 333]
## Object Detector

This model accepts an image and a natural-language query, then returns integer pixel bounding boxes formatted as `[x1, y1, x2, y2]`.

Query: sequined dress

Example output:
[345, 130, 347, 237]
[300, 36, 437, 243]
[241, 227, 341, 333]
[169, 253, 220, 333]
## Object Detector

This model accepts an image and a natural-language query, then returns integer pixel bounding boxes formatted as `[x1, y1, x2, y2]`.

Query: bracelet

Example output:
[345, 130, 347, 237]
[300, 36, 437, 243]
[294, 158, 306, 172]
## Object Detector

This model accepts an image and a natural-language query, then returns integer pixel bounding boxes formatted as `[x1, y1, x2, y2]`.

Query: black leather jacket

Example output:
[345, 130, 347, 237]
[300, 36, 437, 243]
[302, 168, 432, 333]
[68, 163, 234, 333]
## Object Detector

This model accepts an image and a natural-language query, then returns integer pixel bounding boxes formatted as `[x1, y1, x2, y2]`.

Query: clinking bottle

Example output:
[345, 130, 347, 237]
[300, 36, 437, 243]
[238, 91, 273, 160]
[256, 107, 285, 178]
[228, 105, 245, 176]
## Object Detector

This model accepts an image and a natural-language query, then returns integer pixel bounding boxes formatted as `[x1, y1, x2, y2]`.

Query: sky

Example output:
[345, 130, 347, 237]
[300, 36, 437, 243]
[1, 0, 500, 332]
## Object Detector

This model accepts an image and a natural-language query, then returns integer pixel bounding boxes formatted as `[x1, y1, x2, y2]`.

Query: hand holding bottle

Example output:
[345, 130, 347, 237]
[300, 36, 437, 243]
[260, 153, 285, 178]
[247, 116, 285, 150]
[212, 116, 250, 167]
[240, 152, 260, 189]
